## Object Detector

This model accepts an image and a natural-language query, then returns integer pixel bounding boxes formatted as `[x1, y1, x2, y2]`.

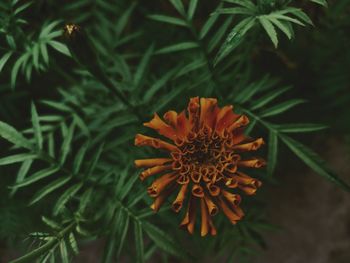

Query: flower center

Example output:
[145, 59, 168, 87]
[172, 128, 240, 185]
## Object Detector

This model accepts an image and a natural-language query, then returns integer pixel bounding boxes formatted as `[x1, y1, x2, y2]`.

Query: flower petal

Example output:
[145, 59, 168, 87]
[135, 134, 178, 152]
[192, 184, 204, 197]
[232, 138, 264, 152]
[180, 196, 196, 234]
[135, 158, 172, 168]
[222, 190, 241, 206]
[217, 196, 243, 224]
[204, 194, 218, 216]
[238, 158, 266, 168]
[236, 172, 262, 195]
[140, 164, 173, 181]
[200, 198, 217, 236]
[172, 183, 188, 212]
[147, 173, 177, 197]
[187, 97, 200, 130]
[151, 185, 175, 212]
[200, 98, 219, 129]
[228, 115, 249, 132]
[144, 113, 178, 140]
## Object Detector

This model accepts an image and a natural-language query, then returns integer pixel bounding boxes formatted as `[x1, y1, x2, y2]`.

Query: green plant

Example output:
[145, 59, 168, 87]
[0, 0, 349, 262]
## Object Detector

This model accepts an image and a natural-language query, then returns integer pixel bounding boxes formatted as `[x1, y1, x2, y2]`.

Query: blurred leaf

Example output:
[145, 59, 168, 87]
[280, 135, 350, 192]
[29, 176, 71, 205]
[0, 121, 33, 149]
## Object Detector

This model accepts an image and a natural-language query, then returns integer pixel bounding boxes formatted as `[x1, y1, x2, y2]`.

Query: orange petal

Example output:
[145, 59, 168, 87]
[204, 194, 218, 216]
[224, 176, 238, 188]
[180, 196, 196, 234]
[200, 198, 217, 236]
[172, 183, 188, 212]
[206, 183, 220, 196]
[190, 170, 201, 183]
[135, 134, 178, 152]
[236, 172, 262, 195]
[163, 110, 178, 128]
[147, 173, 177, 197]
[215, 105, 240, 133]
[135, 158, 172, 168]
[176, 174, 190, 184]
[200, 98, 219, 129]
[140, 164, 173, 181]
[238, 158, 266, 168]
[217, 196, 243, 224]
[150, 185, 175, 212]
[232, 138, 264, 152]
[192, 184, 204, 197]
[187, 97, 200, 130]
[222, 190, 241, 206]
[176, 111, 190, 137]
[144, 113, 178, 140]
[232, 129, 247, 145]
[227, 115, 249, 132]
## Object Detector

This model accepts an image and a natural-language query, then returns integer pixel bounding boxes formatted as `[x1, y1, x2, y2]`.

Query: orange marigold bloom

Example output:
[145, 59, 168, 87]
[134, 97, 265, 236]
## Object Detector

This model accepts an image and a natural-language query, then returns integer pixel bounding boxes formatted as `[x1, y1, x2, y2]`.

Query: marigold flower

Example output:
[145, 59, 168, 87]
[135, 97, 265, 236]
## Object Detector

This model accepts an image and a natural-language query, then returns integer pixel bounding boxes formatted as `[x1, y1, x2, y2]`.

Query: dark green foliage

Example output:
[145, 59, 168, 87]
[0, 0, 349, 262]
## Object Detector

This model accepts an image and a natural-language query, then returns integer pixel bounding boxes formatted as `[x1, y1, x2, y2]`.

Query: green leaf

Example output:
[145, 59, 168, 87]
[215, 7, 254, 15]
[86, 143, 104, 178]
[224, 0, 257, 10]
[134, 45, 154, 88]
[234, 76, 269, 104]
[267, 131, 278, 177]
[41, 100, 73, 112]
[116, 212, 130, 258]
[269, 17, 292, 39]
[12, 166, 59, 188]
[148, 15, 187, 27]
[42, 216, 61, 230]
[200, 11, 219, 39]
[155, 42, 198, 54]
[277, 123, 328, 133]
[60, 240, 69, 263]
[10, 160, 33, 196]
[251, 86, 291, 110]
[49, 41, 71, 56]
[0, 51, 13, 72]
[260, 99, 306, 118]
[169, 0, 185, 14]
[269, 13, 305, 26]
[214, 17, 255, 65]
[53, 183, 83, 215]
[208, 17, 233, 52]
[29, 176, 71, 205]
[310, 0, 328, 7]
[78, 188, 93, 214]
[134, 221, 144, 263]
[69, 233, 79, 255]
[0, 121, 33, 149]
[119, 172, 139, 201]
[73, 142, 89, 174]
[143, 222, 187, 259]
[0, 153, 36, 166]
[259, 16, 278, 47]
[188, 0, 198, 19]
[144, 69, 176, 102]
[280, 135, 350, 192]
[31, 103, 43, 149]
[60, 122, 75, 165]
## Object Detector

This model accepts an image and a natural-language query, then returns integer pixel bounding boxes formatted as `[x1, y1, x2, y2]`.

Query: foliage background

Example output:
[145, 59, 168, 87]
[0, 0, 349, 262]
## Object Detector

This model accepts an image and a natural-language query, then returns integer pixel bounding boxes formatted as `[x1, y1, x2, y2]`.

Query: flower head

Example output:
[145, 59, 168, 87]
[135, 97, 265, 236]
